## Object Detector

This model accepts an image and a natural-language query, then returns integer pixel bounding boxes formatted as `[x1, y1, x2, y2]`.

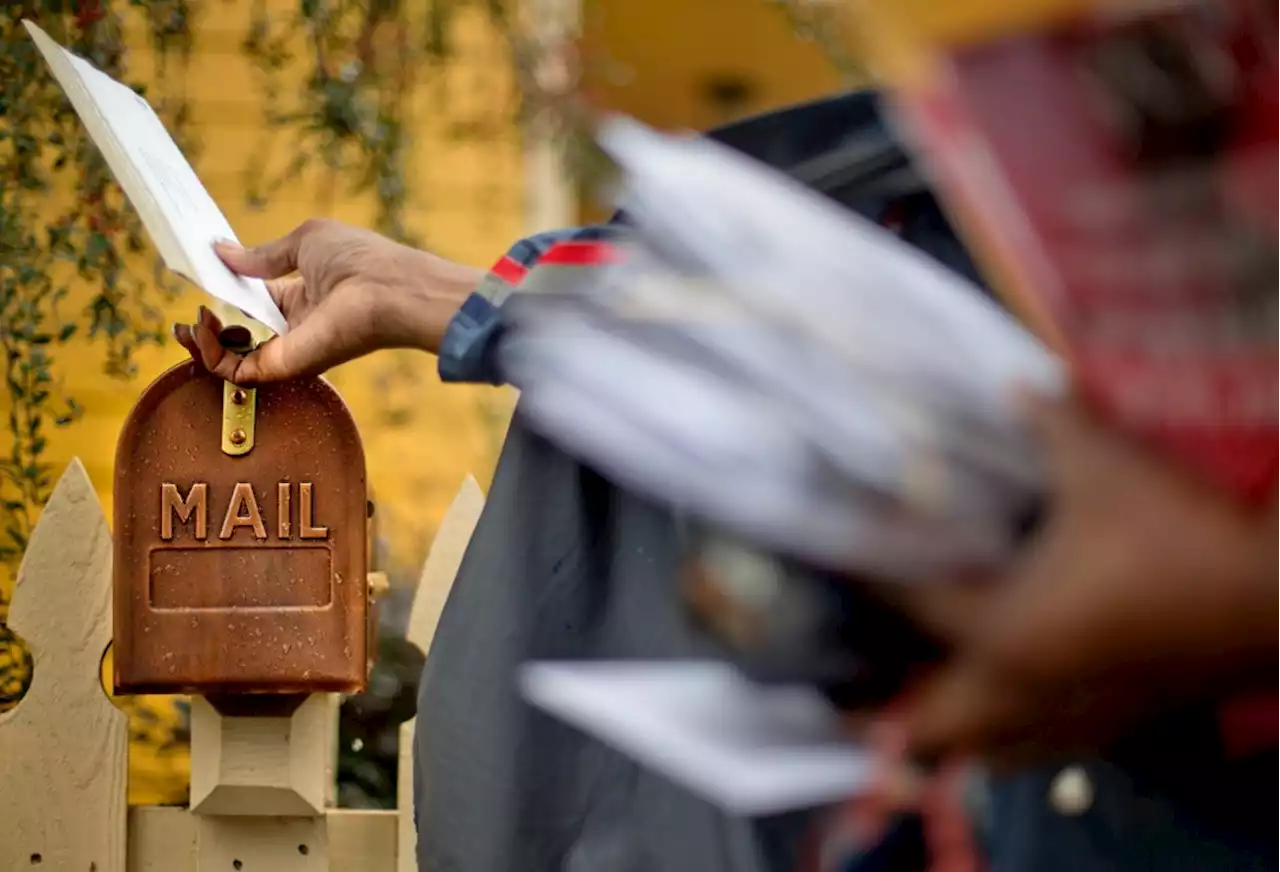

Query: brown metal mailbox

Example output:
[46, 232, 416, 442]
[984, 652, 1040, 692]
[113, 352, 368, 696]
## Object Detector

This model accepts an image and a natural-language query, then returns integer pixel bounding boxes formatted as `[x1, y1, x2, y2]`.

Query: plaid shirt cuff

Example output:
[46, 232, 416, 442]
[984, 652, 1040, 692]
[437, 225, 625, 385]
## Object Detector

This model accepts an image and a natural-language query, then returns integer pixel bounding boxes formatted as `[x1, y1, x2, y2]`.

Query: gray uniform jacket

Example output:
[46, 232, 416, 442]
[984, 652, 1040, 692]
[413, 88, 1277, 872]
[412, 90, 976, 872]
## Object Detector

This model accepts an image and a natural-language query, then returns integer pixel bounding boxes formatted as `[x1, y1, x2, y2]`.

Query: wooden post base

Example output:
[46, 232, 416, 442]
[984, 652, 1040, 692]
[195, 815, 329, 872]
[189, 694, 331, 817]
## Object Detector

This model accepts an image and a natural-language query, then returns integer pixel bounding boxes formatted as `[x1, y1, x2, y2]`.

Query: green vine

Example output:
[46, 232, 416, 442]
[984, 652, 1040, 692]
[239, 0, 545, 244]
[768, 0, 864, 82]
[1, 2, 196, 571]
[0, 0, 542, 578]
[0, 0, 849, 613]
[0, 0, 859, 807]
[241, 0, 421, 242]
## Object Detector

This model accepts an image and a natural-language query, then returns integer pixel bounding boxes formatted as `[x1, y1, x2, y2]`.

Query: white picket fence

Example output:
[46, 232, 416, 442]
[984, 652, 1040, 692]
[0, 458, 485, 872]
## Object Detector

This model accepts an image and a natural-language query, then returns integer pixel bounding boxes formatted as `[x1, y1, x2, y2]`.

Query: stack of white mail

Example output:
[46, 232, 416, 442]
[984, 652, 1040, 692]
[504, 119, 1070, 816]
[500, 117, 1066, 583]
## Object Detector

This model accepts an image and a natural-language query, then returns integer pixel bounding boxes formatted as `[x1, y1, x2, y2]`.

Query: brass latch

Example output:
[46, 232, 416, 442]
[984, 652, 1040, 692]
[218, 326, 257, 456]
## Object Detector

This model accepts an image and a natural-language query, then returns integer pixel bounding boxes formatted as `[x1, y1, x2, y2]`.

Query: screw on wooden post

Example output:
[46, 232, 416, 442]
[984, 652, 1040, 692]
[397, 476, 486, 872]
[0, 459, 127, 872]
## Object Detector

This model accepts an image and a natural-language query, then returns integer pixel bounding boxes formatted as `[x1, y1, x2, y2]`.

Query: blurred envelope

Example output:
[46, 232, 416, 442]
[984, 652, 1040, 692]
[519, 660, 873, 816]
[499, 117, 1067, 580]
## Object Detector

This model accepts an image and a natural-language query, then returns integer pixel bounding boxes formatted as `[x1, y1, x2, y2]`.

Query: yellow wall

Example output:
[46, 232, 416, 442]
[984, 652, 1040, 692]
[584, 0, 842, 131]
[576, 0, 844, 221]
[39, 2, 524, 582]
[12, 0, 845, 591]
[24, 0, 842, 581]
[4, 0, 524, 805]
[3, 0, 843, 806]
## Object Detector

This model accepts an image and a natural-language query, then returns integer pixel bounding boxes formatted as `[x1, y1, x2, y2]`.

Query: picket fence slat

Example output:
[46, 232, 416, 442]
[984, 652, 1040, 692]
[0, 458, 128, 872]
[397, 476, 486, 872]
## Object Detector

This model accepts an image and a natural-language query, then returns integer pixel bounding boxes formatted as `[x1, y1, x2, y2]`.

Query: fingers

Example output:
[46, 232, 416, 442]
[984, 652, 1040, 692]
[1015, 390, 1148, 501]
[874, 575, 1000, 650]
[899, 662, 1016, 766]
[173, 322, 200, 362]
[215, 222, 315, 280]
[184, 307, 244, 382]
[242, 320, 332, 385]
[175, 304, 337, 386]
[1015, 389, 1089, 480]
[867, 709, 930, 810]
[265, 276, 306, 311]
[174, 306, 279, 386]
[899, 655, 1076, 768]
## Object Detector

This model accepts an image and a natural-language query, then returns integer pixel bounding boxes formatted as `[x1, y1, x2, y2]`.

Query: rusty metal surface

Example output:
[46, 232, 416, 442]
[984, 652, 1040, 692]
[113, 360, 368, 695]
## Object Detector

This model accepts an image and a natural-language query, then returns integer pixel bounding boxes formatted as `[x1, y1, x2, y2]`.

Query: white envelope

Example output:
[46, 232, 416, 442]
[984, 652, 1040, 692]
[25, 21, 288, 335]
[519, 660, 873, 817]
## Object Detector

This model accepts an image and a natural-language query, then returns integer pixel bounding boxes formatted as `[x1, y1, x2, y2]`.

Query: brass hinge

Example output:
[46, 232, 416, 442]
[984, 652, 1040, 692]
[218, 326, 257, 456]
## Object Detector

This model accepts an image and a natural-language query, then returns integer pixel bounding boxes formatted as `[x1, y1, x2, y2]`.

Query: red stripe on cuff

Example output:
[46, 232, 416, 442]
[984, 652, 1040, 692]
[491, 255, 529, 285]
[538, 240, 621, 267]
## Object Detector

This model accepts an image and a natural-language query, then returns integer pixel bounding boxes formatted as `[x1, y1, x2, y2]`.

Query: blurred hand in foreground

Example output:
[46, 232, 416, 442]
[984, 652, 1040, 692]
[174, 219, 484, 385]
[880, 393, 1276, 767]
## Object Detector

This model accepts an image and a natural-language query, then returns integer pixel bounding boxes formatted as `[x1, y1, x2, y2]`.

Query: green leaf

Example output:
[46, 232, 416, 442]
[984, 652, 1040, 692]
[86, 232, 111, 261]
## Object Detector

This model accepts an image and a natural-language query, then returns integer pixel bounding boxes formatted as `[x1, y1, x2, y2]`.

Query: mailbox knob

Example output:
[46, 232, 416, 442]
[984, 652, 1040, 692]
[217, 325, 255, 354]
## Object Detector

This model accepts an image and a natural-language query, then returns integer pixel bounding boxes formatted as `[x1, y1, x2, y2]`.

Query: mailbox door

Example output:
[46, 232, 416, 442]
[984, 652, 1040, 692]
[114, 362, 368, 695]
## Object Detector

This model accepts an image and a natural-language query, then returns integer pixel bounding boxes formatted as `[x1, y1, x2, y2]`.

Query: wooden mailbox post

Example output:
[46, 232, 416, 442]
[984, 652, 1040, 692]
[113, 327, 371, 868]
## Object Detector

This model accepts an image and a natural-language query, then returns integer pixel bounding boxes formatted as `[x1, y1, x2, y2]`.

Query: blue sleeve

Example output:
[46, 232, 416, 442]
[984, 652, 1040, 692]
[437, 88, 978, 387]
[437, 225, 628, 385]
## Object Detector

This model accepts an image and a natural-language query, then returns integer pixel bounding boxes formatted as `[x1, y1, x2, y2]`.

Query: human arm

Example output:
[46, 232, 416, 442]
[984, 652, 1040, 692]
[177, 90, 938, 389]
[434, 224, 625, 385]
[175, 219, 617, 386]
[880, 392, 1277, 767]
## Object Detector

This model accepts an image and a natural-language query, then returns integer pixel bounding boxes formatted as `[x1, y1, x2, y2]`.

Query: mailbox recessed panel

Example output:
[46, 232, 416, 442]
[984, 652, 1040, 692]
[114, 362, 368, 695]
